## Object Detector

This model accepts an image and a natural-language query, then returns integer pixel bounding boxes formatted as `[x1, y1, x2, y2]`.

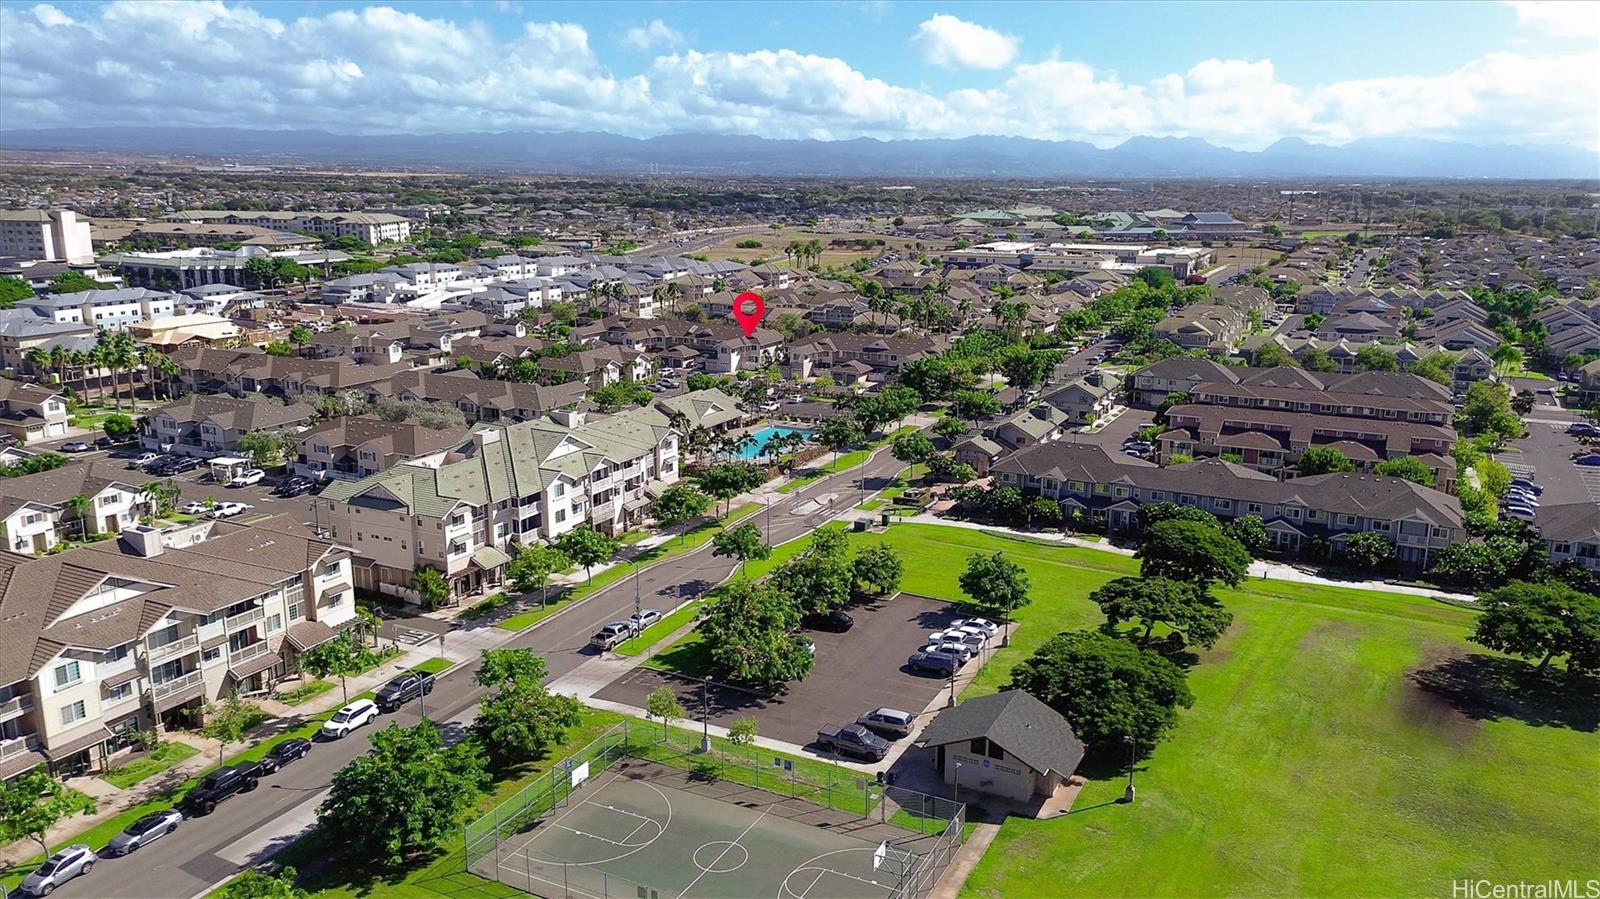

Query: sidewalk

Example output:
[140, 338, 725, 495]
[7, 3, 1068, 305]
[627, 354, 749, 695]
[0, 642, 447, 870]
[899, 513, 1477, 604]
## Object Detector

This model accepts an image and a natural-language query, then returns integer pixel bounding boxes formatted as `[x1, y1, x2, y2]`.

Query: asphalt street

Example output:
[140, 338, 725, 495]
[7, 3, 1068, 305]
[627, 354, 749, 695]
[48, 439, 914, 899]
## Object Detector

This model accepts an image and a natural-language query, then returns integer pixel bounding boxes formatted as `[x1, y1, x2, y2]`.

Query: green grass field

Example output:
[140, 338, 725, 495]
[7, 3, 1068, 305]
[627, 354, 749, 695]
[822, 525, 1598, 897]
[101, 741, 200, 790]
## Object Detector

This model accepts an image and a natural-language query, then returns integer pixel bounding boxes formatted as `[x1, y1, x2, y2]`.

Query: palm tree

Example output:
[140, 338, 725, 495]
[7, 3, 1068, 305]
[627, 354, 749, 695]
[49, 345, 68, 393]
[354, 605, 382, 648]
[148, 350, 180, 401]
[24, 347, 50, 382]
[64, 493, 93, 541]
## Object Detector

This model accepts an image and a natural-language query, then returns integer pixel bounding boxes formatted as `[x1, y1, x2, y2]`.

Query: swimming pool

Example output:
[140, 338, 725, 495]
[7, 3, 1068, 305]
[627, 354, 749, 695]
[737, 426, 813, 460]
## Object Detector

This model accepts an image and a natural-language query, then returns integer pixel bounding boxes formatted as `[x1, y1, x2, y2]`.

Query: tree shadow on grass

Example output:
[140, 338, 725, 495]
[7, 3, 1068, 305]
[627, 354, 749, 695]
[1408, 654, 1599, 732]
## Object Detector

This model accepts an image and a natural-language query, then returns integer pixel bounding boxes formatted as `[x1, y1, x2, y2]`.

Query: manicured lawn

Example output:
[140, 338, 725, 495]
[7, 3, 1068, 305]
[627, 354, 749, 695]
[495, 504, 759, 631]
[856, 499, 884, 510]
[813, 525, 1599, 898]
[277, 679, 338, 706]
[615, 598, 706, 657]
[409, 657, 453, 676]
[102, 741, 200, 789]
[776, 426, 915, 494]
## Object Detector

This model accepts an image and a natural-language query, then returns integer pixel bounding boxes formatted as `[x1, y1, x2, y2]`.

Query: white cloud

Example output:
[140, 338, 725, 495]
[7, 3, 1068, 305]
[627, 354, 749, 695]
[911, 14, 1017, 70]
[622, 19, 683, 51]
[1501, 1, 1600, 38]
[0, 2, 1593, 151]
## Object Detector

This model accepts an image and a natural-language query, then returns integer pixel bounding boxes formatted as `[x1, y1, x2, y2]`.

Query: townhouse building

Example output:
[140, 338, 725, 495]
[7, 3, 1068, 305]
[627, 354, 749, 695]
[0, 463, 149, 553]
[0, 377, 70, 444]
[141, 395, 315, 458]
[318, 403, 682, 602]
[1158, 403, 1457, 489]
[603, 320, 784, 374]
[1040, 371, 1121, 425]
[1538, 503, 1600, 573]
[784, 333, 943, 380]
[0, 516, 354, 780]
[992, 442, 1464, 565]
[292, 415, 468, 482]
[168, 346, 413, 401]
[23, 288, 179, 331]
[386, 369, 587, 424]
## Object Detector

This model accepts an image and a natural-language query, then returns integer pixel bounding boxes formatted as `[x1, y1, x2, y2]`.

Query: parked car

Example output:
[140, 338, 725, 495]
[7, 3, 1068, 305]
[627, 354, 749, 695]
[856, 708, 915, 738]
[921, 639, 975, 662]
[628, 608, 662, 631]
[376, 669, 436, 712]
[211, 501, 250, 518]
[1502, 505, 1537, 520]
[1566, 423, 1600, 436]
[589, 621, 634, 651]
[321, 699, 379, 739]
[815, 723, 889, 761]
[259, 737, 312, 774]
[951, 617, 998, 637]
[1508, 478, 1543, 495]
[181, 763, 263, 816]
[130, 452, 162, 469]
[275, 477, 314, 497]
[931, 628, 985, 651]
[1575, 454, 1600, 467]
[907, 649, 960, 677]
[94, 435, 122, 449]
[230, 469, 265, 487]
[104, 809, 183, 856]
[180, 501, 209, 515]
[21, 844, 97, 895]
[59, 441, 91, 453]
[803, 609, 854, 633]
[164, 456, 201, 474]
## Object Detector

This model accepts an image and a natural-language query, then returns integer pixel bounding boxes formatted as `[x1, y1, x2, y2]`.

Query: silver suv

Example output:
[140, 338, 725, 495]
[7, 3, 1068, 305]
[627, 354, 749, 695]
[22, 844, 97, 895]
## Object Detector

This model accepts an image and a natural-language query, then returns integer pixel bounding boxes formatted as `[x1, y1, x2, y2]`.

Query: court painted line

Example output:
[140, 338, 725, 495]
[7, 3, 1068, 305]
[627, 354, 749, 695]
[794, 869, 827, 899]
[677, 805, 772, 899]
[522, 781, 675, 867]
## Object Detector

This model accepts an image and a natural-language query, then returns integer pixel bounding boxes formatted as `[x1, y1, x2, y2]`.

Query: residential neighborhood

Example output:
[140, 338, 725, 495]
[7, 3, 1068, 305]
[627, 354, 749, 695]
[0, 4, 1595, 899]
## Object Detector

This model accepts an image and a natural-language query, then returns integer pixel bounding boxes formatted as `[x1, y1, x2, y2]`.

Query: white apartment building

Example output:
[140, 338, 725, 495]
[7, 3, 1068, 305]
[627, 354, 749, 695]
[165, 211, 412, 246]
[319, 403, 687, 602]
[0, 463, 149, 554]
[22, 288, 179, 330]
[0, 209, 95, 264]
[0, 516, 356, 780]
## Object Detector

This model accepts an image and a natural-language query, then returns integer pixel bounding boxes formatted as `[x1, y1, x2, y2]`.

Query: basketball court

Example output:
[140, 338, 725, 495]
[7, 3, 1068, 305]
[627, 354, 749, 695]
[471, 758, 932, 899]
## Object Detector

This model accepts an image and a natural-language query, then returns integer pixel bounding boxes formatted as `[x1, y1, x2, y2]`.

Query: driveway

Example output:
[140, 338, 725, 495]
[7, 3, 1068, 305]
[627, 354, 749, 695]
[595, 593, 966, 750]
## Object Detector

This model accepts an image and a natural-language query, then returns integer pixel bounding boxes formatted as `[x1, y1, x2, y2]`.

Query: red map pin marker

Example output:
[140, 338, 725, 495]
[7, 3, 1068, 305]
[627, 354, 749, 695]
[732, 291, 765, 337]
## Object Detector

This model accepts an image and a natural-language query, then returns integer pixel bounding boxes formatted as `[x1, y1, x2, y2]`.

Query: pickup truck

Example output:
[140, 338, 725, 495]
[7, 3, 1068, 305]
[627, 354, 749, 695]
[376, 669, 436, 712]
[815, 723, 889, 762]
[181, 762, 263, 815]
[589, 621, 634, 651]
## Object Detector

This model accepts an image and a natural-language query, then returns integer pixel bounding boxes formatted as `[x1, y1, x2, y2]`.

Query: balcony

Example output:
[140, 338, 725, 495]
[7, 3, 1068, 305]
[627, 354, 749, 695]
[0, 693, 35, 721]
[0, 734, 43, 763]
[229, 641, 269, 664]
[225, 606, 265, 631]
[146, 633, 199, 662]
[151, 669, 203, 700]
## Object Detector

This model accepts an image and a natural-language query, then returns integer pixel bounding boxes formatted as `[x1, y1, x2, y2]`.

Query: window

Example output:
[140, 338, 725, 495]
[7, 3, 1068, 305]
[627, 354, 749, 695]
[288, 601, 304, 620]
[986, 740, 1005, 761]
[106, 643, 131, 662]
[266, 614, 283, 633]
[319, 561, 339, 579]
[99, 494, 117, 507]
[105, 683, 133, 703]
[203, 646, 222, 663]
[1215, 499, 1232, 510]
[54, 661, 81, 689]
[59, 700, 87, 726]
[555, 509, 567, 523]
[968, 737, 986, 755]
[552, 482, 565, 498]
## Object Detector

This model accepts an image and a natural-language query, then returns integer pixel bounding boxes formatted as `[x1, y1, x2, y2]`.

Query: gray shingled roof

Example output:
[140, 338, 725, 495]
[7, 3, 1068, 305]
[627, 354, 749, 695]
[916, 690, 1085, 778]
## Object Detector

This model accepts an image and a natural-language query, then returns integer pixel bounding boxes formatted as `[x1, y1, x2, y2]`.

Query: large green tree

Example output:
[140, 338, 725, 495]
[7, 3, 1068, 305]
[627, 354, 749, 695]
[1137, 520, 1252, 588]
[220, 867, 308, 899]
[1299, 446, 1355, 475]
[1472, 581, 1600, 675]
[1090, 576, 1234, 649]
[473, 649, 583, 764]
[0, 274, 33, 308]
[1374, 456, 1437, 487]
[1007, 630, 1194, 761]
[1343, 531, 1397, 572]
[712, 522, 770, 574]
[851, 543, 903, 597]
[653, 484, 711, 540]
[506, 544, 567, 607]
[555, 525, 618, 585]
[699, 579, 813, 687]
[958, 551, 1030, 645]
[318, 723, 489, 867]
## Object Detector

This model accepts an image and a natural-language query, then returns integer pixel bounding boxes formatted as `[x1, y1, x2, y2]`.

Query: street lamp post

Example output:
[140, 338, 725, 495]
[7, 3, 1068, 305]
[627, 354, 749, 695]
[1123, 733, 1137, 804]
[700, 677, 711, 753]
[764, 492, 771, 543]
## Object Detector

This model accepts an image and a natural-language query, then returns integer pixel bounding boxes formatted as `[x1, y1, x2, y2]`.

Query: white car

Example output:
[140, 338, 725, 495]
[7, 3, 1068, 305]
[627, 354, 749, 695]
[920, 640, 973, 663]
[211, 501, 250, 519]
[230, 469, 265, 487]
[130, 452, 161, 469]
[180, 501, 209, 515]
[320, 699, 379, 739]
[951, 617, 999, 637]
[932, 629, 986, 652]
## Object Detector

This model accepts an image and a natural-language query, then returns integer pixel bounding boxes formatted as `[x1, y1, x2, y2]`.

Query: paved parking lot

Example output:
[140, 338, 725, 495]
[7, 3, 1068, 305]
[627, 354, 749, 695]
[1501, 412, 1600, 506]
[596, 592, 970, 751]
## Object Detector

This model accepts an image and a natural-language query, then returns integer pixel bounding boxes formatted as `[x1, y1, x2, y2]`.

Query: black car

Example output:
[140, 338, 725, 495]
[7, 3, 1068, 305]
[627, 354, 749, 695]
[259, 738, 311, 774]
[376, 669, 436, 712]
[181, 762, 263, 816]
[803, 610, 854, 633]
[274, 477, 314, 498]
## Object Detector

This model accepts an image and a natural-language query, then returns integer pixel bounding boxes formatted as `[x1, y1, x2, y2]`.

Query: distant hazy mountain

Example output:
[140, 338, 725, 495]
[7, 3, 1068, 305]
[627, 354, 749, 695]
[3, 127, 1596, 179]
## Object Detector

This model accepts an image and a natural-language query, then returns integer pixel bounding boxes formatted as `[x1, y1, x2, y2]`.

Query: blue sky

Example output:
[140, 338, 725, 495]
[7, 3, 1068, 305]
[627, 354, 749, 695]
[4, 1, 1598, 149]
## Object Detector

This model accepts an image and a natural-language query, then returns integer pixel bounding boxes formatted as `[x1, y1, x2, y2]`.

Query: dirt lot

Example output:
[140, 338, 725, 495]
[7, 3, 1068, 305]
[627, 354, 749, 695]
[698, 227, 926, 268]
[597, 592, 966, 751]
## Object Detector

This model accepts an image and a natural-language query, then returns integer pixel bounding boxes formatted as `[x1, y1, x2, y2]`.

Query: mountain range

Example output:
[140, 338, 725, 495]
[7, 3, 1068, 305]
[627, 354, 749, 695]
[3, 127, 1596, 180]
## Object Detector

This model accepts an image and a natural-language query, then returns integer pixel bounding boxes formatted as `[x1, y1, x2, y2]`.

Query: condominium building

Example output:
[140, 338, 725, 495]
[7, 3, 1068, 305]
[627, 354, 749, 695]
[0, 209, 94, 264]
[319, 404, 684, 602]
[0, 377, 70, 444]
[0, 516, 355, 780]
[165, 211, 412, 246]
[0, 463, 149, 554]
